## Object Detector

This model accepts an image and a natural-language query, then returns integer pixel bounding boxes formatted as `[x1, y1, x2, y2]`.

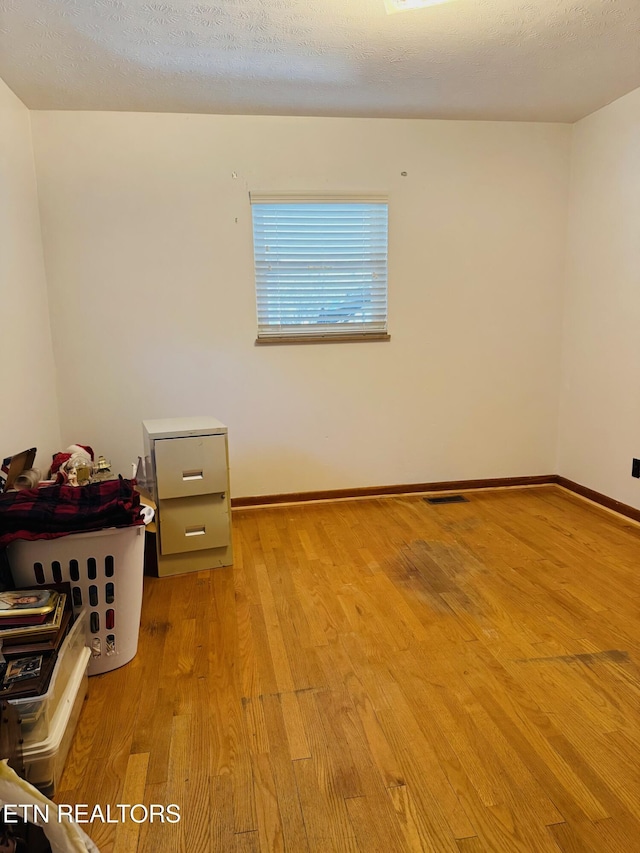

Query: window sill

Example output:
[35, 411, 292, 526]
[255, 333, 391, 346]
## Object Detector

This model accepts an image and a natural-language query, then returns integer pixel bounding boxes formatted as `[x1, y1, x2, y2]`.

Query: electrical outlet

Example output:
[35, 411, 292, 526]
[632, 459, 640, 478]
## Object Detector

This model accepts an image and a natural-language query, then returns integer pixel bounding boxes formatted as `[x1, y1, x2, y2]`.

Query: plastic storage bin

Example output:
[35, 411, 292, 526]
[21, 646, 91, 797]
[8, 525, 145, 676]
[8, 611, 88, 744]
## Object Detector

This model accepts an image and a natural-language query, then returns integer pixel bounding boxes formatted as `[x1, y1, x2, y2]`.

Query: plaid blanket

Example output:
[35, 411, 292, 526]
[0, 477, 143, 548]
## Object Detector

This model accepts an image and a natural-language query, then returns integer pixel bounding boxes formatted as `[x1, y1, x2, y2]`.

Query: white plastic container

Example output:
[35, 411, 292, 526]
[8, 611, 88, 743]
[8, 525, 145, 675]
[22, 646, 91, 797]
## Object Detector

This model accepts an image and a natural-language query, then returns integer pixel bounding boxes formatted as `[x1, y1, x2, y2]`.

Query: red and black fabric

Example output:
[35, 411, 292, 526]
[0, 477, 143, 549]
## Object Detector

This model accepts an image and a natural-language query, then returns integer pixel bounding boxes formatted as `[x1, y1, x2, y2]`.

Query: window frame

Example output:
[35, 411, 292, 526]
[250, 193, 390, 345]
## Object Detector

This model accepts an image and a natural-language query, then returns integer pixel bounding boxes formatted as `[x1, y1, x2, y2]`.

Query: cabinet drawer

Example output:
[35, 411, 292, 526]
[159, 495, 230, 555]
[155, 435, 227, 499]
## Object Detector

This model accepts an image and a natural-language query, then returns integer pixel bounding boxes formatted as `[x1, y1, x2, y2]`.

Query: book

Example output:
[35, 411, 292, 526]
[2, 607, 72, 656]
[0, 588, 58, 618]
[0, 612, 52, 628]
[0, 594, 66, 645]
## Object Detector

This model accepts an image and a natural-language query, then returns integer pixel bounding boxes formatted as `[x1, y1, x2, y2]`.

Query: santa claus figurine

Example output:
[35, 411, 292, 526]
[50, 444, 95, 486]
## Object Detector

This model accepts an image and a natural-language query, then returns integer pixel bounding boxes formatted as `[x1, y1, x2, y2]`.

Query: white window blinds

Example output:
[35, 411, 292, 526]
[251, 194, 389, 342]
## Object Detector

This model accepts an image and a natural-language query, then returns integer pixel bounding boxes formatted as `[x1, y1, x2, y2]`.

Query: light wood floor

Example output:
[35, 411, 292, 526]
[58, 486, 640, 852]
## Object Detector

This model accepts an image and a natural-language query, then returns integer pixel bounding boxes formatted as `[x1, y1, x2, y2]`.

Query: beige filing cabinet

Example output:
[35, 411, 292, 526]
[143, 417, 233, 577]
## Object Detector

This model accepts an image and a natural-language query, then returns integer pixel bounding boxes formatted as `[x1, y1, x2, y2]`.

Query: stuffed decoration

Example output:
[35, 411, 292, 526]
[50, 445, 95, 486]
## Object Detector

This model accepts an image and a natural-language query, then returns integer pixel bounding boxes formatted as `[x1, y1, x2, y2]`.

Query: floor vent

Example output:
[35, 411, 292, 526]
[424, 495, 469, 505]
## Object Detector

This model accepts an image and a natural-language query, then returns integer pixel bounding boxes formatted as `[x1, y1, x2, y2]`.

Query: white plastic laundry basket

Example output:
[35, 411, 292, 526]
[7, 525, 145, 676]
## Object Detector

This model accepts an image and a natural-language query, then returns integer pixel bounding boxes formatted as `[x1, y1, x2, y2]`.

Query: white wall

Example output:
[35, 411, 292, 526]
[558, 87, 640, 506]
[31, 112, 571, 497]
[0, 80, 60, 473]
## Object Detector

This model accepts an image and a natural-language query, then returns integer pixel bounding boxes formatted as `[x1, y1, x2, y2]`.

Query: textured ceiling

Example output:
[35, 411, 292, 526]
[0, 0, 639, 121]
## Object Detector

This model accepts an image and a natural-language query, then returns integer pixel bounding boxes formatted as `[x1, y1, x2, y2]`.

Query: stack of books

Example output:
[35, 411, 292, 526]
[0, 586, 72, 700]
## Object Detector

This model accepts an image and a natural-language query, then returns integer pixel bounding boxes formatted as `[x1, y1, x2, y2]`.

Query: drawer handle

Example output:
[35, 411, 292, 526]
[185, 526, 206, 537]
[182, 470, 204, 481]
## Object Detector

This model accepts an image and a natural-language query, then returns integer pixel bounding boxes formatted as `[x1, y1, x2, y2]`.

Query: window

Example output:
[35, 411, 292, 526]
[251, 194, 389, 344]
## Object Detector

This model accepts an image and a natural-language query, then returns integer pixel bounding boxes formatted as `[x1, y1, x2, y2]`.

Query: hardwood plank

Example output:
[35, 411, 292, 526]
[347, 673, 405, 789]
[345, 794, 409, 853]
[163, 714, 190, 853]
[293, 757, 360, 853]
[259, 693, 310, 852]
[251, 751, 285, 853]
[137, 781, 168, 853]
[389, 783, 455, 853]
[312, 689, 365, 799]
[294, 690, 362, 849]
[279, 691, 311, 761]
[210, 774, 235, 853]
[113, 753, 149, 853]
